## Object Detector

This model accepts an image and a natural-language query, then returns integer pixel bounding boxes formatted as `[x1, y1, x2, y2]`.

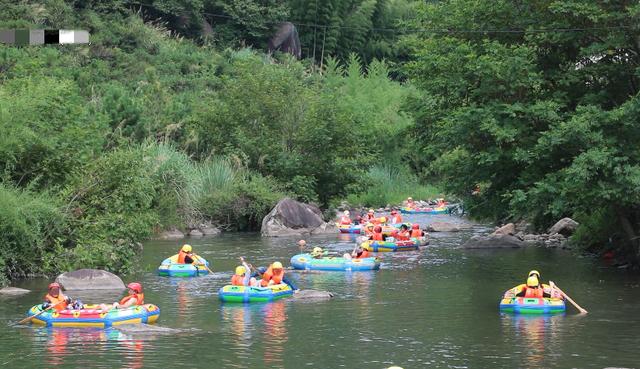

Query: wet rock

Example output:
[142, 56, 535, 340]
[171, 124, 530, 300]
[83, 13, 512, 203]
[293, 289, 334, 301]
[199, 226, 221, 236]
[56, 269, 125, 291]
[261, 198, 336, 237]
[463, 234, 524, 249]
[157, 228, 185, 240]
[0, 287, 30, 295]
[188, 229, 203, 237]
[492, 223, 515, 236]
[426, 222, 463, 232]
[115, 323, 184, 336]
[548, 217, 579, 237]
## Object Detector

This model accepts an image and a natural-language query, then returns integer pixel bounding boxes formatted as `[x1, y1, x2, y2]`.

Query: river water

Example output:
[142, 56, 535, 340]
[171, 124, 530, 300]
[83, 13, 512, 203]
[1, 214, 639, 368]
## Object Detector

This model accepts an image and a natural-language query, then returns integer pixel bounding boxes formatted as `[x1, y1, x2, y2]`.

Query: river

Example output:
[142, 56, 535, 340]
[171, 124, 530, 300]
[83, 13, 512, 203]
[1, 214, 639, 368]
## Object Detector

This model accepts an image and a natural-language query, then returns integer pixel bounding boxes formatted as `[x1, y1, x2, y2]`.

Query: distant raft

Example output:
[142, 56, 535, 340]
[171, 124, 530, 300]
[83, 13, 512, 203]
[361, 237, 428, 252]
[499, 297, 566, 314]
[157, 254, 210, 277]
[400, 207, 448, 215]
[25, 304, 160, 328]
[290, 253, 380, 271]
[218, 283, 293, 303]
[337, 224, 363, 234]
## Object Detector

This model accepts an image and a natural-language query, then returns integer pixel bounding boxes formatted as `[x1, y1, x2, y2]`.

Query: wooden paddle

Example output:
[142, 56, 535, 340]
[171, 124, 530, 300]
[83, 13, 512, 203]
[194, 254, 213, 274]
[18, 300, 67, 324]
[550, 281, 588, 314]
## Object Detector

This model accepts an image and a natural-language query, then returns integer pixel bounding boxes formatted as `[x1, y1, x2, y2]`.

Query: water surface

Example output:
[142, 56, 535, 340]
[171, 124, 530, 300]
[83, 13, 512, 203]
[1, 214, 639, 368]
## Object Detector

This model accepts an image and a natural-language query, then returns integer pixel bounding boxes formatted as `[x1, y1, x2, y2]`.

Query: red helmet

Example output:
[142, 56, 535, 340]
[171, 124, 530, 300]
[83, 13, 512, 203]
[48, 282, 61, 290]
[127, 282, 142, 293]
[412, 224, 420, 229]
[374, 226, 382, 233]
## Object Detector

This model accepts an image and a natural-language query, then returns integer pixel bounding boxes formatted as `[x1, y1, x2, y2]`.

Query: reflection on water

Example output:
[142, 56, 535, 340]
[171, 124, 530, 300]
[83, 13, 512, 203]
[2, 214, 640, 369]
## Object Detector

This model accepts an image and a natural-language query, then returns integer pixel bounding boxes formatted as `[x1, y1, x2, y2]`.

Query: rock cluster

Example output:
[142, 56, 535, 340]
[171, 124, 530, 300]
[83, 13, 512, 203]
[157, 222, 221, 240]
[463, 218, 578, 249]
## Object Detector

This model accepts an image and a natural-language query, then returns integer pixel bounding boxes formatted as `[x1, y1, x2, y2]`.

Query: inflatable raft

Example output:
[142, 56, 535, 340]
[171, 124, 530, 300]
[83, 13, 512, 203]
[499, 297, 566, 314]
[157, 254, 210, 277]
[361, 237, 428, 252]
[290, 253, 380, 271]
[337, 224, 363, 234]
[218, 283, 293, 303]
[26, 304, 160, 328]
[400, 207, 448, 215]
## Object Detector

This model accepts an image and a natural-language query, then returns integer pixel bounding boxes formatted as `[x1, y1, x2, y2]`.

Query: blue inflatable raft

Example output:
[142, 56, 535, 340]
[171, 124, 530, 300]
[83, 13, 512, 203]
[290, 253, 380, 271]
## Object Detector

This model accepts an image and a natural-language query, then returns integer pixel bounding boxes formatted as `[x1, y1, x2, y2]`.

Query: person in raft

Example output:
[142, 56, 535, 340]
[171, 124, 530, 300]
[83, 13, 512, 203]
[406, 197, 415, 208]
[98, 283, 144, 311]
[370, 225, 384, 241]
[177, 244, 199, 264]
[503, 270, 562, 299]
[42, 283, 73, 311]
[260, 262, 285, 287]
[311, 247, 325, 259]
[390, 210, 402, 224]
[352, 246, 371, 259]
[338, 210, 352, 225]
[366, 209, 376, 221]
[410, 224, 424, 238]
[231, 258, 259, 287]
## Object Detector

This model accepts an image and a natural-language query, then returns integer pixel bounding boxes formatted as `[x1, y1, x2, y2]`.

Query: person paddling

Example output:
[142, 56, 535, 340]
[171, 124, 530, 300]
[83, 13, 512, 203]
[99, 283, 144, 311]
[504, 270, 561, 299]
[177, 244, 198, 264]
[232, 257, 258, 287]
[42, 283, 72, 312]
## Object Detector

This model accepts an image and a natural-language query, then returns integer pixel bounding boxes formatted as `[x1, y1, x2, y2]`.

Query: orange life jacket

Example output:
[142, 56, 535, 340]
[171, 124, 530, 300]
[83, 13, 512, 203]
[119, 293, 144, 306]
[260, 266, 284, 287]
[177, 251, 190, 264]
[410, 229, 422, 238]
[44, 293, 68, 312]
[231, 274, 245, 286]
[356, 250, 370, 259]
[397, 231, 410, 241]
[339, 216, 351, 225]
[524, 287, 544, 298]
[391, 215, 402, 224]
[372, 233, 384, 241]
[366, 214, 375, 220]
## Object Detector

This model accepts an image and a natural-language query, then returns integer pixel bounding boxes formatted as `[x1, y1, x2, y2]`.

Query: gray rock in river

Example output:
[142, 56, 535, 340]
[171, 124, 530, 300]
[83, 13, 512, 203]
[463, 234, 524, 249]
[0, 287, 30, 295]
[548, 217, 579, 237]
[188, 229, 203, 237]
[261, 197, 337, 237]
[56, 269, 125, 290]
[426, 222, 467, 232]
[199, 226, 221, 236]
[293, 289, 334, 301]
[492, 223, 516, 236]
[157, 227, 185, 240]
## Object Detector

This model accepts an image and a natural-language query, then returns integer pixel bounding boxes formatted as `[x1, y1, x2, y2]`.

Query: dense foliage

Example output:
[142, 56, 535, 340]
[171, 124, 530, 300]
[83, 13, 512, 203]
[404, 0, 640, 262]
[0, 1, 422, 283]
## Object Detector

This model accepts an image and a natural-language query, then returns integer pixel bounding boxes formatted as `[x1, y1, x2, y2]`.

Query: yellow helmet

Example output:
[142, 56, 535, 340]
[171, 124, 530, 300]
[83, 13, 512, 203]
[526, 275, 540, 287]
[181, 244, 192, 253]
[343, 210, 350, 215]
[272, 261, 283, 269]
[528, 270, 540, 278]
[235, 266, 246, 275]
[311, 247, 323, 255]
[379, 217, 387, 223]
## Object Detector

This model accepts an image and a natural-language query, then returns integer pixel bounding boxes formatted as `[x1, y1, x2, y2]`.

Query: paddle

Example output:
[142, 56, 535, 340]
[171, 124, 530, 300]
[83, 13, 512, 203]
[18, 300, 67, 324]
[550, 281, 588, 314]
[193, 254, 213, 274]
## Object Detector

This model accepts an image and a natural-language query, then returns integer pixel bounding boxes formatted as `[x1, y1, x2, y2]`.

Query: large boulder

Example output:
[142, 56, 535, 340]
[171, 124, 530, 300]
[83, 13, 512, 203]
[56, 269, 125, 291]
[0, 287, 30, 295]
[261, 198, 336, 237]
[463, 234, 524, 249]
[492, 223, 516, 236]
[157, 228, 185, 240]
[548, 218, 579, 237]
[426, 222, 463, 232]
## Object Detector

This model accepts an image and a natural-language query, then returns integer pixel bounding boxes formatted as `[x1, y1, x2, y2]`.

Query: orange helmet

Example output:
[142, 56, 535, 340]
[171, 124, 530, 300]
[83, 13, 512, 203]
[127, 282, 142, 293]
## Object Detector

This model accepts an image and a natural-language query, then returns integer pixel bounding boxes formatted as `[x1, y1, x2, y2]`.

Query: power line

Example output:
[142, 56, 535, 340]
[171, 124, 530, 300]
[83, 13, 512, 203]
[126, 1, 635, 35]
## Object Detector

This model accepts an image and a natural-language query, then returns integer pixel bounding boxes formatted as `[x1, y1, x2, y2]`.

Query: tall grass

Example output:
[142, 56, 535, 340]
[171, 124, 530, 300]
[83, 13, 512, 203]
[346, 165, 443, 207]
